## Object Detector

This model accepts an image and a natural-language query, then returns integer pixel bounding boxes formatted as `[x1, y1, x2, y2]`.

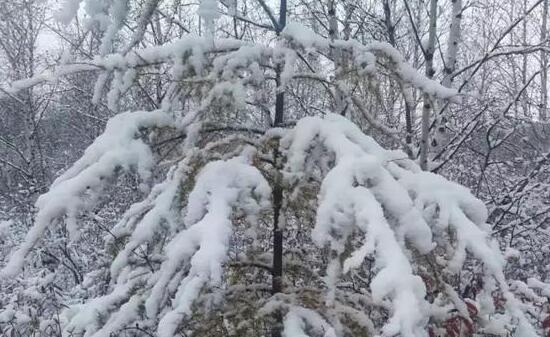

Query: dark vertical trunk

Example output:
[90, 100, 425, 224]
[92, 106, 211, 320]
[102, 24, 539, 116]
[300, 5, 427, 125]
[383, 0, 396, 46]
[271, 159, 284, 337]
[274, 73, 285, 126]
[271, 1, 286, 337]
[274, 0, 287, 128]
[404, 98, 414, 157]
[272, 176, 283, 295]
[272, 68, 284, 298]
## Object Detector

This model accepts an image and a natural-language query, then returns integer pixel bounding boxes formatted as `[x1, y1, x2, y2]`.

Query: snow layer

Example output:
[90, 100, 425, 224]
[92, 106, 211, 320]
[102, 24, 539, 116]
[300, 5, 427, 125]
[56, 0, 83, 24]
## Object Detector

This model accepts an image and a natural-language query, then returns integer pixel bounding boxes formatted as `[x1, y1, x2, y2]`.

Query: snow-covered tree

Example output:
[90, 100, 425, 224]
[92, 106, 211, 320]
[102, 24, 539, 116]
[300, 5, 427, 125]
[0, 1, 549, 337]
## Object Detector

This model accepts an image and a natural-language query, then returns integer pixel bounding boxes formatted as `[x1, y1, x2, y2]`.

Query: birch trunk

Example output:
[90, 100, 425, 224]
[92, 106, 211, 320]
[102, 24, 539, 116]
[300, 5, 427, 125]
[442, 0, 462, 88]
[328, 0, 347, 115]
[420, 0, 438, 170]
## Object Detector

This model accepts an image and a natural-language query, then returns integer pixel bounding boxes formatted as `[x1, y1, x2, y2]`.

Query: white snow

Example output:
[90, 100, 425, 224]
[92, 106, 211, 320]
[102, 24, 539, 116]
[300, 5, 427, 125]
[99, 0, 129, 56]
[199, 0, 220, 35]
[55, 0, 83, 25]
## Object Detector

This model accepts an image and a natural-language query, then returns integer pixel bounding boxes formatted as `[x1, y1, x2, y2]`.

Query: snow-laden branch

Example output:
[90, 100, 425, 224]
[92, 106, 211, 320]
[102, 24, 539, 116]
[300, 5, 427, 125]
[283, 307, 337, 337]
[283, 113, 537, 337]
[1, 22, 458, 107]
[157, 156, 271, 337]
[1, 110, 173, 277]
[0, 36, 243, 98]
[281, 22, 458, 100]
[60, 153, 271, 337]
[283, 114, 431, 337]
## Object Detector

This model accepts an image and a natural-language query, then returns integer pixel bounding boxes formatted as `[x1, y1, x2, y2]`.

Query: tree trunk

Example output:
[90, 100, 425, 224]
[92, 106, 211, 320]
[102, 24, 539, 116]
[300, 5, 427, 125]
[328, 0, 347, 115]
[272, 0, 286, 336]
[541, 0, 548, 121]
[384, 0, 414, 157]
[522, 0, 529, 117]
[442, 0, 462, 88]
[420, 0, 438, 170]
